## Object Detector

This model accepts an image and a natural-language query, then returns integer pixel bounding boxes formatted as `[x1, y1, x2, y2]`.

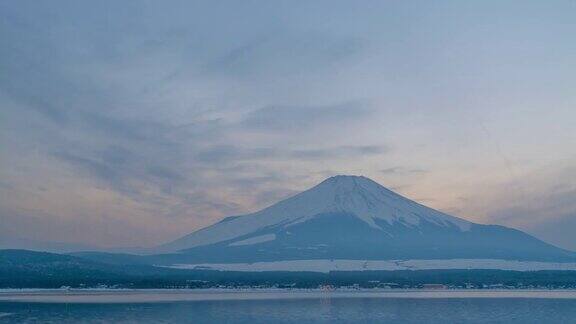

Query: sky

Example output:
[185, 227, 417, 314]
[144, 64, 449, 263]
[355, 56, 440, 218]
[1, 0, 575, 250]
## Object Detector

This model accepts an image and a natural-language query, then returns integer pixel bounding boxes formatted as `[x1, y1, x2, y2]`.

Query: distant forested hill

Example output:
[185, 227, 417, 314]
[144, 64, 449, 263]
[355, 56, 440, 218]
[2, 249, 576, 289]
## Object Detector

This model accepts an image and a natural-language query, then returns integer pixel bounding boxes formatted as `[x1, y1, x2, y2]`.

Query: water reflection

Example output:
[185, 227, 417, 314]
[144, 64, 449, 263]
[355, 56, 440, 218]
[1, 297, 576, 323]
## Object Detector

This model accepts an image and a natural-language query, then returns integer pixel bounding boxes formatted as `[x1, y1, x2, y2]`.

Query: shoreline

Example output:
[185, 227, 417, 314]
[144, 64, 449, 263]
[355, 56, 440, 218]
[2, 289, 576, 303]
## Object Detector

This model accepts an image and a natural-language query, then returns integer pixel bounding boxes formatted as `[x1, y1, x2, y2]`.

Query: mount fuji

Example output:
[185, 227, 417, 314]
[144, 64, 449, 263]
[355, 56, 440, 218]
[157, 175, 575, 266]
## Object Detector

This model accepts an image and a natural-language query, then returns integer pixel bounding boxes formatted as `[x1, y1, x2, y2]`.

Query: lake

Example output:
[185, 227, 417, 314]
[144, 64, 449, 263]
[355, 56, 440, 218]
[1, 290, 576, 323]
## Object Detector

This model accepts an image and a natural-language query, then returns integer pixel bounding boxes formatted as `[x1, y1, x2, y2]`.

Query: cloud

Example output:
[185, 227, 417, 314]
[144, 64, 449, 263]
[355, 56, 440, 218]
[49, 135, 189, 202]
[532, 212, 576, 252]
[203, 32, 365, 77]
[1, 0, 575, 249]
[194, 145, 388, 165]
[380, 167, 428, 175]
[145, 165, 184, 182]
[290, 145, 388, 160]
[453, 165, 576, 250]
[52, 151, 122, 188]
[486, 186, 576, 251]
[76, 111, 173, 142]
[194, 145, 278, 164]
[241, 102, 373, 132]
[487, 185, 576, 227]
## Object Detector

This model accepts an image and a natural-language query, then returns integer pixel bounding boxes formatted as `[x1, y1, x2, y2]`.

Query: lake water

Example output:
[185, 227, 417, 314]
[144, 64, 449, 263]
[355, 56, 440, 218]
[1, 290, 576, 323]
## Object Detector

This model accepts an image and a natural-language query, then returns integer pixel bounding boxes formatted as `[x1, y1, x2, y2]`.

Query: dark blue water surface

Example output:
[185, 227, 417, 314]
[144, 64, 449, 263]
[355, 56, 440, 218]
[2, 297, 576, 323]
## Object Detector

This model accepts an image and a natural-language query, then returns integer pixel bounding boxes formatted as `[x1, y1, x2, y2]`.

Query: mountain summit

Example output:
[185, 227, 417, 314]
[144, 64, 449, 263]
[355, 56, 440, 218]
[159, 175, 574, 263]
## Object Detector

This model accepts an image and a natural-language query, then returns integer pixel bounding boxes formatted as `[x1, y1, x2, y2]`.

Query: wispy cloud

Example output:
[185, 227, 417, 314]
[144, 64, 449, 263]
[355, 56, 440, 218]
[1, 0, 575, 248]
[241, 102, 373, 132]
[380, 167, 428, 175]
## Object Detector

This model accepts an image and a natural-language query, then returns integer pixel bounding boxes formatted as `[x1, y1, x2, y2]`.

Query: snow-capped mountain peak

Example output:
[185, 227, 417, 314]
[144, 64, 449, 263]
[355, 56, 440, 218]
[293, 175, 471, 230]
[161, 175, 471, 251]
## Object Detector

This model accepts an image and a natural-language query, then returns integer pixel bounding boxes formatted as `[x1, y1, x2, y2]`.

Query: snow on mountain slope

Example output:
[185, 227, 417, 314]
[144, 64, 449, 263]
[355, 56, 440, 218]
[167, 259, 576, 273]
[161, 175, 471, 252]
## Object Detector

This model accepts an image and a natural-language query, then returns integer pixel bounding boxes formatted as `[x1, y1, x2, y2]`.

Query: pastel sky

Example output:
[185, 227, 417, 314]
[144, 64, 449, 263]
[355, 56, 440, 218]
[1, 0, 575, 250]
